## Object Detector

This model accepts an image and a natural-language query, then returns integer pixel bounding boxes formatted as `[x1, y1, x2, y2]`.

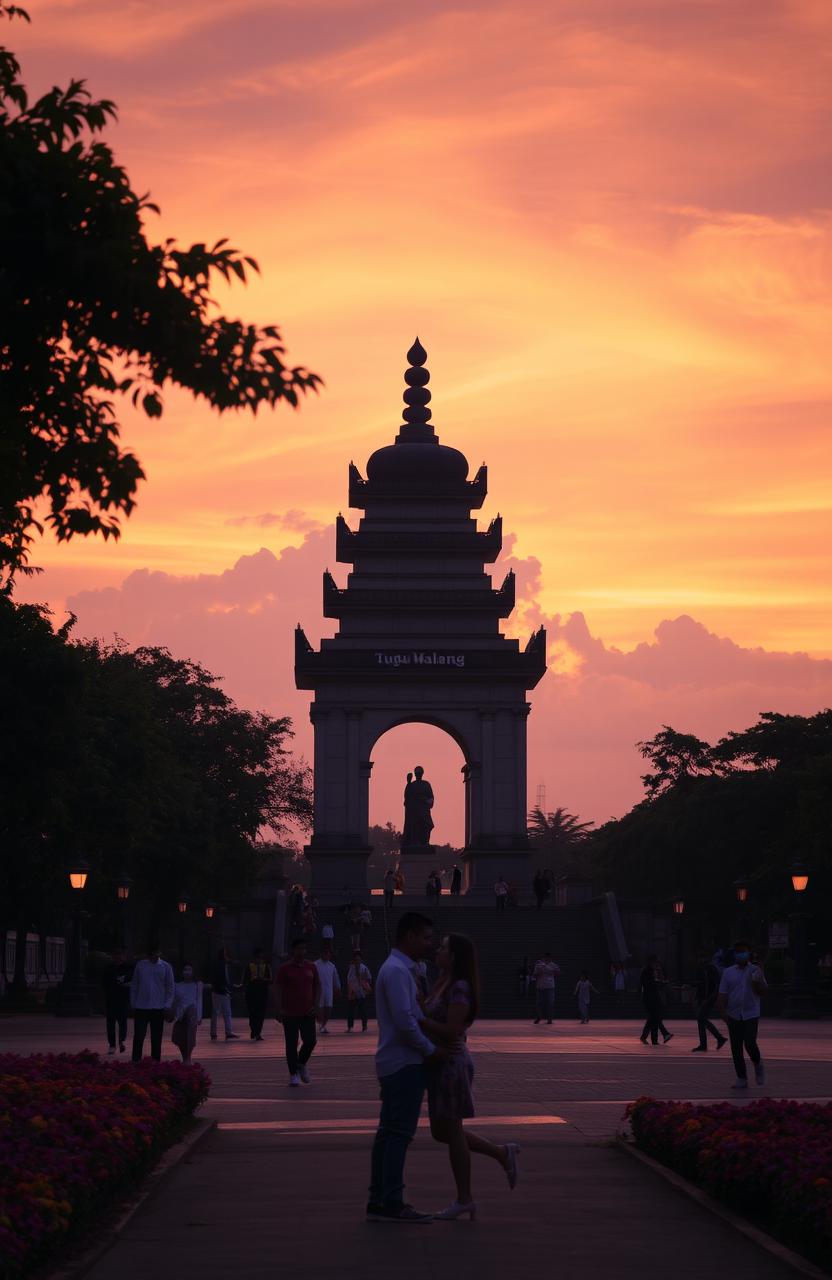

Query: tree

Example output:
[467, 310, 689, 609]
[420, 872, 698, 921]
[527, 806, 594, 873]
[0, 4, 321, 578]
[636, 726, 720, 798]
[0, 593, 312, 995]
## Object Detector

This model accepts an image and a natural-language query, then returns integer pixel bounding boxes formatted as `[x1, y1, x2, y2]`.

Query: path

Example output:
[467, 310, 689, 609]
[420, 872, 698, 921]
[4, 1018, 830, 1277]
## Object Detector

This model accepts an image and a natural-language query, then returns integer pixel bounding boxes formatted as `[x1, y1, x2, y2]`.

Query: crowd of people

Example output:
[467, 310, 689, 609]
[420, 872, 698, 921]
[99, 921, 778, 1220]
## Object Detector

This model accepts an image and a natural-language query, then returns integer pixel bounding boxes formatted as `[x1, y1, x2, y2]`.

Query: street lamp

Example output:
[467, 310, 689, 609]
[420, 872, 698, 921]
[204, 903, 215, 920]
[68, 859, 90, 891]
[734, 878, 749, 903]
[791, 864, 809, 894]
[177, 898, 189, 970]
[116, 874, 133, 950]
[787, 863, 816, 1018]
[178, 898, 189, 915]
[672, 897, 685, 916]
[57, 861, 92, 1016]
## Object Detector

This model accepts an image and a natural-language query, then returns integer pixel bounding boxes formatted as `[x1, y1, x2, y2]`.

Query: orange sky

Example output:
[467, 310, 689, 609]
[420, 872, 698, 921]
[13, 0, 832, 841]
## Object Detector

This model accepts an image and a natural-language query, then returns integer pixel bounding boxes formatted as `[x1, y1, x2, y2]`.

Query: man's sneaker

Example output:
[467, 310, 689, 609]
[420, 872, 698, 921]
[663, 1033, 674, 1044]
[119, 1042, 126, 1053]
[379, 1204, 433, 1224]
[716, 1035, 728, 1050]
[288, 1073, 301, 1087]
[366, 1202, 385, 1221]
[320, 1026, 329, 1035]
[755, 1062, 766, 1086]
[731, 1078, 749, 1090]
[691, 1046, 706, 1052]
[225, 1032, 240, 1040]
[107, 1045, 116, 1055]
[299, 1065, 311, 1084]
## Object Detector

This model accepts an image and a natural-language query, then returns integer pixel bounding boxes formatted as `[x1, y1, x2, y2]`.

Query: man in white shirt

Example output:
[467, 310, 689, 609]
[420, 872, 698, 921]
[130, 943, 175, 1062]
[368, 911, 441, 1224]
[314, 946, 341, 1034]
[533, 952, 561, 1025]
[717, 940, 767, 1089]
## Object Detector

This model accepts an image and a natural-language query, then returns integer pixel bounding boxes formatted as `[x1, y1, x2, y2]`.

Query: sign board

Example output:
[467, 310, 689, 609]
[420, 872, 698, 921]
[768, 922, 789, 949]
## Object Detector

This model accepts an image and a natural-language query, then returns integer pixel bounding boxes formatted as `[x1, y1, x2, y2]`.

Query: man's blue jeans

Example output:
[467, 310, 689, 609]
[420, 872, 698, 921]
[369, 1064, 426, 1210]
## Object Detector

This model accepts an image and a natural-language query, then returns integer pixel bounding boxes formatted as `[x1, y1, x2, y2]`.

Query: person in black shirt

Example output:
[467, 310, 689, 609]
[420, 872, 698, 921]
[102, 947, 133, 1054]
[692, 952, 727, 1052]
[639, 955, 673, 1045]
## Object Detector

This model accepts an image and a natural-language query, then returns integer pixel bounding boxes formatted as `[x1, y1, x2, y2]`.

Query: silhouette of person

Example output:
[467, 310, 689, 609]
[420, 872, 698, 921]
[403, 766, 434, 847]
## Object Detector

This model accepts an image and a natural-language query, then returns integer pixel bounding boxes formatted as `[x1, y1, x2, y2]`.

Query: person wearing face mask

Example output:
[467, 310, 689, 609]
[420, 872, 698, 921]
[171, 962, 204, 1064]
[717, 940, 768, 1090]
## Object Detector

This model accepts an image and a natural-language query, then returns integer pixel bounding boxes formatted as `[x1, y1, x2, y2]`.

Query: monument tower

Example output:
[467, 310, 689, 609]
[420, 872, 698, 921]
[295, 339, 546, 895]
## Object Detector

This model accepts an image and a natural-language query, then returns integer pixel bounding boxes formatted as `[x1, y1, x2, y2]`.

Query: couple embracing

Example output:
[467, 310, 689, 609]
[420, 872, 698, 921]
[368, 911, 520, 1223]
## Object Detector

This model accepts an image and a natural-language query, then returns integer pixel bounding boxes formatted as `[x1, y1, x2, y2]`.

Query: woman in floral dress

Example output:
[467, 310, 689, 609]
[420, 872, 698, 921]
[419, 933, 520, 1220]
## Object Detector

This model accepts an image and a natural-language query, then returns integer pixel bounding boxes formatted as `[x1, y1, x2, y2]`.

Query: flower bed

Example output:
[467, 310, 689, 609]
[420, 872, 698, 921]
[627, 1096, 832, 1268]
[0, 1052, 210, 1279]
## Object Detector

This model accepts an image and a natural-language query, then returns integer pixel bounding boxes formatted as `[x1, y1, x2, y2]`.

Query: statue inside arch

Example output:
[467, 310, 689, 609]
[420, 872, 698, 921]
[402, 765, 434, 848]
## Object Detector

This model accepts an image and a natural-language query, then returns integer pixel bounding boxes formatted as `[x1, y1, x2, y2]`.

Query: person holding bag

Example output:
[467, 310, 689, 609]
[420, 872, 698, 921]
[171, 963, 203, 1064]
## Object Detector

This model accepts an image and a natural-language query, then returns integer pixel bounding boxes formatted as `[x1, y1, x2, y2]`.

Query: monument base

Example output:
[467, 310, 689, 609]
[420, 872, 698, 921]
[304, 846, 371, 902]
[461, 847, 531, 895]
[395, 845, 440, 898]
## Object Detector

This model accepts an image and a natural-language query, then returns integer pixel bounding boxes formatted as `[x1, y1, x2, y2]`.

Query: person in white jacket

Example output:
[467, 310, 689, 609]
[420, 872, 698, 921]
[130, 944, 174, 1062]
[314, 946, 341, 1034]
[171, 964, 203, 1063]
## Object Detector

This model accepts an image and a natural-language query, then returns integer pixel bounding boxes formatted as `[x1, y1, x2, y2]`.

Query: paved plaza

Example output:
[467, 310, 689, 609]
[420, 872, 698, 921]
[3, 1016, 830, 1277]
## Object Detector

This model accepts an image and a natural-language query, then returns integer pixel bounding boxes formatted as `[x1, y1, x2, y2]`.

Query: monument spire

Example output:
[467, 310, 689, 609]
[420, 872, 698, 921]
[398, 336, 435, 442]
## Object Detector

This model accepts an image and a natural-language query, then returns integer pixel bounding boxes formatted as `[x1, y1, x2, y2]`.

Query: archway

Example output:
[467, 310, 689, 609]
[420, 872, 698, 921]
[368, 723, 467, 888]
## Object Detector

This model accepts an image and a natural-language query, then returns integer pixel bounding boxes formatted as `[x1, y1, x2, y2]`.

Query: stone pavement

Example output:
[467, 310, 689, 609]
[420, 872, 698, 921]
[4, 1017, 831, 1277]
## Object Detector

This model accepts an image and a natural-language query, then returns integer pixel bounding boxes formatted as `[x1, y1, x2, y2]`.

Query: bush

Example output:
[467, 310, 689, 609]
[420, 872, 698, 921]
[628, 1096, 832, 1268]
[0, 1052, 210, 1278]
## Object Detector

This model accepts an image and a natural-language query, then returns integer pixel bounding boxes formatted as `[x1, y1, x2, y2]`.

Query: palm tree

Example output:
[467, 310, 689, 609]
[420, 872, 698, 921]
[528, 806, 594, 873]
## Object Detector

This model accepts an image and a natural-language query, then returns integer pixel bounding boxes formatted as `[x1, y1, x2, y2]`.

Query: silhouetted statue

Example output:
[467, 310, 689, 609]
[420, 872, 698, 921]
[403, 765, 434, 847]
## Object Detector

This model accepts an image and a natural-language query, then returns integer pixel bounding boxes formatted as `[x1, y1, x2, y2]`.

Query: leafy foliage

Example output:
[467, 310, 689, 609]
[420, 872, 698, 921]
[0, 3, 321, 577]
[589, 711, 832, 916]
[0, 592, 312, 981]
[527, 805, 594, 873]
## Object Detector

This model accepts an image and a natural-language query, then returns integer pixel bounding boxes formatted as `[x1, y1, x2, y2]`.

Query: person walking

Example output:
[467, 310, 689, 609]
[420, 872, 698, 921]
[244, 946, 273, 1041]
[419, 933, 520, 1220]
[275, 937, 320, 1086]
[346, 949, 372, 1032]
[533, 952, 560, 1024]
[717, 941, 767, 1089]
[170, 963, 203, 1064]
[348, 903, 363, 951]
[494, 876, 509, 912]
[383, 867, 396, 909]
[314, 945, 341, 1034]
[130, 944, 174, 1063]
[692, 950, 727, 1052]
[210, 946, 240, 1041]
[367, 912, 441, 1223]
[102, 947, 132, 1055]
[532, 869, 547, 910]
[450, 865, 462, 896]
[639, 955, 673, 1045]
[574, 972, 599, 1023]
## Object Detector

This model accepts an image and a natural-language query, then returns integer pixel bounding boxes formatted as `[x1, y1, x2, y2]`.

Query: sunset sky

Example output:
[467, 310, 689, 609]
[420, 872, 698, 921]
[13, 0, 832, 844]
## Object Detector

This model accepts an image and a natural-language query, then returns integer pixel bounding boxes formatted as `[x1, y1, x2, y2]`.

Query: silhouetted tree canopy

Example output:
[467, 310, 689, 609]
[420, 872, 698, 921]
[0, 4, 321, 577]
[527, 805, 594, 874]
[0, 592, 312, 991]
[590, 711, 832, 917]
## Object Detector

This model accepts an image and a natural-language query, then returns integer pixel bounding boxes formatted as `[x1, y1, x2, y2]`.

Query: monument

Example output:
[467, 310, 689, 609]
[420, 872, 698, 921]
[295, 339, 547, 896]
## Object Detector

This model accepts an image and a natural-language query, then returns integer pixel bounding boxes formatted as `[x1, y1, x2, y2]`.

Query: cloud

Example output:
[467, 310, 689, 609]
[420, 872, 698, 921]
[224, 509, 323, 532]
[65, 528, 832, 837]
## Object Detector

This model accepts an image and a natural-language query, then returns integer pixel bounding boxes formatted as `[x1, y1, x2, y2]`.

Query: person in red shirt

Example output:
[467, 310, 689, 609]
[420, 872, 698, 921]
[275, 938, 321, 1087]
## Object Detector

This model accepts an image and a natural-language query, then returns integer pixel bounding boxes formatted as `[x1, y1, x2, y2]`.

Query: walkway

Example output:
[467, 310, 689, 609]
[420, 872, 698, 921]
[4, 1018, 830, 1277]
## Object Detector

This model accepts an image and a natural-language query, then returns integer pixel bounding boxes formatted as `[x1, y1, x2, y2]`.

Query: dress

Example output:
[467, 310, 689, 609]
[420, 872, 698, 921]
[424, 979, 475, 1120]
[171, 980, 203, 1056]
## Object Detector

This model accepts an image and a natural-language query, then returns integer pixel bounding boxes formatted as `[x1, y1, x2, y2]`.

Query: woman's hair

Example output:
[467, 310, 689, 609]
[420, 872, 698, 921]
[445, 933, 481, 1023]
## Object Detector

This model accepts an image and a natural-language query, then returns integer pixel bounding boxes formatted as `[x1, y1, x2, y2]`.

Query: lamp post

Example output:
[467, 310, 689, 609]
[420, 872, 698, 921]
[116, 874, 132, 951]
[177, 898, 188, 971]
[57, 860, 93, 1016]
[671, 896, 685, 992]
[787, 863, 816, 1018]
